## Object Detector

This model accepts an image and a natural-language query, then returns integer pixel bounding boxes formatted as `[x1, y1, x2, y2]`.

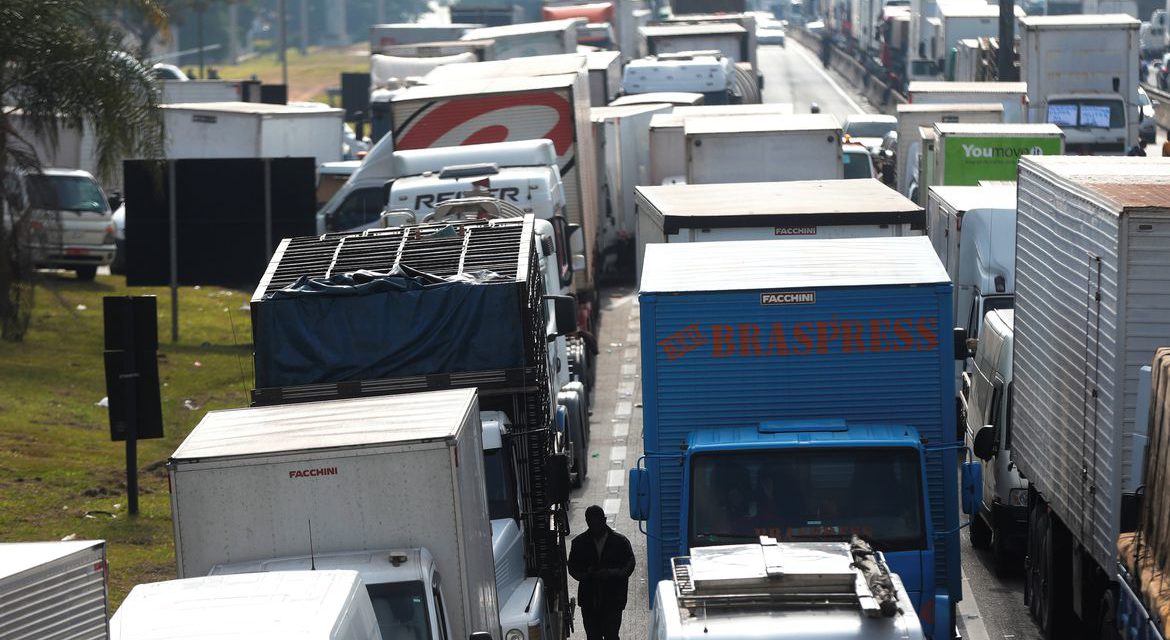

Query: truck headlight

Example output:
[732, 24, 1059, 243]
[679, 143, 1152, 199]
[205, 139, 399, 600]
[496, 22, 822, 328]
[506, 629, 525, 640]
[1009, 488, 1028, 507]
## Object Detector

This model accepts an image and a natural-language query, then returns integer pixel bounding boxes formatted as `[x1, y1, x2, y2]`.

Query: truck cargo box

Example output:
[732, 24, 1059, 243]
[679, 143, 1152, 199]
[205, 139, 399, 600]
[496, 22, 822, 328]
[895, 103, 1004, 197]
[635, 179, 924, 281]
[169, 389, 498, 640]
[639, 22, 749, 62]
[0, 540, 108, 640]
[587, 50, 623, 106]
[684, 114, 843, 184]
[422, 52, 585, 83]
[462, 19, 583, 59]
[907, 81, 1028, 122]
[930, 122, 1064, 186]
[160, 102, 344, 168]
[647, 104, 794, 185]
[1013, 156, 1170, 574]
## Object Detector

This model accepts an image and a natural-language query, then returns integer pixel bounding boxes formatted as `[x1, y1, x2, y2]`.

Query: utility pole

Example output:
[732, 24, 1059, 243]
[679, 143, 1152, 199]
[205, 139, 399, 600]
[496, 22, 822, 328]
[997, 0, 1017, 81]
[279, 0, 288, 86]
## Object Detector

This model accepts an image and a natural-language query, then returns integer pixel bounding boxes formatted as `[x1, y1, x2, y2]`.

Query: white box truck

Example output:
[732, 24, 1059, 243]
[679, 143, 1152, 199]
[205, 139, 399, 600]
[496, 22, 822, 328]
[930, 122, 1064, 187]
[647, 104, 795, 185]
[684, 114, 843, 184]
[167, 388, 501, 640]
[634, 178, 924, 281]
[158, 80, 242, 104]
[112, 571, 381, 640]
[935, 1, 1022, 79]
[591, 103, 673, 273]
[0, 540, 108, 640]
[907, 81, 1028, 122]
[160, 102, 344, 168]
[111, 571, 381, 640]
[1019, 14, 1141, 154]
[461, 19, 584, 59]
[587, 50, 623, 106]
[895, 102, 1005, 198]
[1010, 156, 1170, 636]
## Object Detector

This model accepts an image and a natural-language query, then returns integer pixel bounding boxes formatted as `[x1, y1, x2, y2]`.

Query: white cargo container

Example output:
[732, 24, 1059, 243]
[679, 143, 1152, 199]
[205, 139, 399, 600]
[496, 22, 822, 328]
[111, 571, 380, 640]
[907, 81, 1028, 122]
[895, 102, 1004, 197]
[160, 102, 344, 167]
[462, 19, 584, 59]
[608, 91, 703, 107]
[158, 80, 241, 104]
[591, 103, 673, 271]
[929, 122, 1064, 187]
[587, 50, 623, 106]
[684, 114, 843, 184]
[0, 540, 108, 640]
[634, 178, 924, 279]
[369, 23, 479, 54]
[167, 388, 500, 640]
[935, 1, 1022, 78]
[639, 22, 749, 60]
[1012, 156, 1170, 634]
[1019, 14, 1141, 154]
[647, 104, 795, 185]
[389, 73, 599, 295]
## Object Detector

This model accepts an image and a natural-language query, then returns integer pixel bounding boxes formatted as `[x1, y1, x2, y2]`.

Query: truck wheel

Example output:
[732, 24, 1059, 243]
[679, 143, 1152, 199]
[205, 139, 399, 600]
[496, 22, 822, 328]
[74, 265, 97, 281]
[992, 528, 1015, 577]
[969, 512, 992, 549]
[1097, 588, 1119, 640]
[1027, 497, 1073, 639]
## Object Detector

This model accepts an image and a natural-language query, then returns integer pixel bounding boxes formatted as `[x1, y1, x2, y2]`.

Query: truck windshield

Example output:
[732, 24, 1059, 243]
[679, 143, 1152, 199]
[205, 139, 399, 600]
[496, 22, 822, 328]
[367, 580, 433, 640]
[689, 447, 926, 552]
[483, 447, 518, 521]
[1046, 99, 1125, 129]
[26, 175, 108, 213]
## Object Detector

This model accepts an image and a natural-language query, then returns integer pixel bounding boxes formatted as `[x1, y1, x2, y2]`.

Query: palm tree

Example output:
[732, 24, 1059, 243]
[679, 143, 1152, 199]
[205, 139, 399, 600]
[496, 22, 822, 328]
[0, 0, 165, 341]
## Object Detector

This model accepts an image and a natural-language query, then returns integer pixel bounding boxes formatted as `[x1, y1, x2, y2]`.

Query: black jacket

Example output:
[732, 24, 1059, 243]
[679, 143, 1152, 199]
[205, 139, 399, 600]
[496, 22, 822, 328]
[567, 527, 636, 611]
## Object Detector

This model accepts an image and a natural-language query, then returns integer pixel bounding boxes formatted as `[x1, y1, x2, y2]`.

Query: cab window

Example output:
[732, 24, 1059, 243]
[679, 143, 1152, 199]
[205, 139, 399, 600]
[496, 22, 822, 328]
[328, 187, 384, 232]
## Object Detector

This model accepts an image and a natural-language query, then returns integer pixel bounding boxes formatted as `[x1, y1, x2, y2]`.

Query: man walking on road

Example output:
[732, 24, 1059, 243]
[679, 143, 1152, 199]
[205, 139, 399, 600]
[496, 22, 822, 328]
[568, 505, 636, 640]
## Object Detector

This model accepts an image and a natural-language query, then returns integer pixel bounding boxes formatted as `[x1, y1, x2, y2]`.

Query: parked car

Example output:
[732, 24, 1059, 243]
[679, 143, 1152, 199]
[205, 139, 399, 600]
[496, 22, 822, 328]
[24, 169, 116, 280]
[1139, 86, 1157, 144]
[757, 20, 787, 46]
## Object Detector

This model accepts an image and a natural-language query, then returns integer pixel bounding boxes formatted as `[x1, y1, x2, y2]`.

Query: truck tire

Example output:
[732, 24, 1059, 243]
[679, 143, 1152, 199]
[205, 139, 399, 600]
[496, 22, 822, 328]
[75, 265, 97, 281]
[558, 388, 587, 488]
[1027, 495, 1073, 639]
[969, 512, 992, 549]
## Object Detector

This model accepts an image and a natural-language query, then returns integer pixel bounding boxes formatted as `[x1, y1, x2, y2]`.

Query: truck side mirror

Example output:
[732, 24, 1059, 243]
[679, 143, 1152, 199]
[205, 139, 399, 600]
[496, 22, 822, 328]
[545, 453, 571, 504]
[953, 327, 972, 360]
[545, 295, 578, 336]
[972, 425, 997, 461]
[960, 460, 983, 515]
[628, 467, 649, 521]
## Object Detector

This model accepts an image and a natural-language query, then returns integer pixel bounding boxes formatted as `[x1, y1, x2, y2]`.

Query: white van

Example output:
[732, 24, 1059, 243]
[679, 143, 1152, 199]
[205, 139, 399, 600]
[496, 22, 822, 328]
[964, 308, 1028, 568]
[24, 169, 116, 280]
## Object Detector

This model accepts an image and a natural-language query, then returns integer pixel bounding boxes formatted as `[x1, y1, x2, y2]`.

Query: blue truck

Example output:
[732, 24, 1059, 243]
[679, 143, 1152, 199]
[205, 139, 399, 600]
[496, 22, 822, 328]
[628, 236, 962, 639]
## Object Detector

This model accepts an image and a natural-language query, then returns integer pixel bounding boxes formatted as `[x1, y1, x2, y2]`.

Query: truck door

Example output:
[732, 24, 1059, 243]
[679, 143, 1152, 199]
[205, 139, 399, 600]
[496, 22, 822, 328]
[1078, 254, 1103, 543]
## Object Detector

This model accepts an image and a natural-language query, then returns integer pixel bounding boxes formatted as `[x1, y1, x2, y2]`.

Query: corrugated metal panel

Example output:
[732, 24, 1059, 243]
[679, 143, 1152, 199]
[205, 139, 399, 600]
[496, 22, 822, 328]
[640, 283, 957, 601]
[1013, 157, 1170, 571]
[0, 542, 107, 640]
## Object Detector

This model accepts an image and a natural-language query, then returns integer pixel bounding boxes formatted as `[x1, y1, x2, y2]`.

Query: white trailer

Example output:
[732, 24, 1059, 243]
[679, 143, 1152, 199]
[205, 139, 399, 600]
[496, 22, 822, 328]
[647, 104, 796, 185]
[907, 81, 1028, 122]
[462, 19, 584, 59]
[587, 50, 623, 106]
[0, 540, 108, 640]
[1019, 14, 1141, 154]
[639, 22, 749, 61]
[160, 102, 343, 168]
[935, 1, 1022, 78]
[1011, 156, 1170, 636]
[684, 114, 843, 184]
[895, 102, 1004, 198]
[167, 388, 501, 640]
[111, 571, 381, 640]
[634, 178, 924, 281]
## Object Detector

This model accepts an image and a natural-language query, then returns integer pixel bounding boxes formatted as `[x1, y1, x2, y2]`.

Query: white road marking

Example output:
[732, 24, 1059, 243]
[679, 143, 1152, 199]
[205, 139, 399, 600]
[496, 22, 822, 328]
[607, 469, 625, 487]
[610, 446, 627, 462]
[626, 332, 640, 342]
[603, 497, 621, 516]
[615, 401, 632, 417]
[621, 363, 637, 377]
[617, 381, 635, 397]
[790, 42, 866, 115]
[613, 422, 629, 438]
[958, 569, 992, 640]
[623, 347, 637, 360]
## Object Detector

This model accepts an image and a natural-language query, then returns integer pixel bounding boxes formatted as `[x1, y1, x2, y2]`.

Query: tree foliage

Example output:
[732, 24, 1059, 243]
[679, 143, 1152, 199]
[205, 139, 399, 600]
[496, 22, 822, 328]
[1, 0, 165, 340]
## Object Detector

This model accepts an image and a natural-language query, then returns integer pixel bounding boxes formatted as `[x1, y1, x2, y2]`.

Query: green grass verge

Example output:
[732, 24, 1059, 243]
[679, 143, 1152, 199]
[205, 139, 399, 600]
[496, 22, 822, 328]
[0, 272, 254, 609]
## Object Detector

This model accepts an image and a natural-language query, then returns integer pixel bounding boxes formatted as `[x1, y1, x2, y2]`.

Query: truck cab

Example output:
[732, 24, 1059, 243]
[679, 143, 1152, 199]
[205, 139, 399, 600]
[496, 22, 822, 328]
[1043, 93, 1131, 154]
[633, 421, 937, 626]
[649, 538, 926, 640]
[317, 133, 397, 234]
[963, 309, 1027, 568]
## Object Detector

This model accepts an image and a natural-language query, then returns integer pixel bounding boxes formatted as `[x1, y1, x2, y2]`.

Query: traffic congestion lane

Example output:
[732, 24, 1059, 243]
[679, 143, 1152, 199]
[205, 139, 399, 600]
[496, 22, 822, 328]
[757, 40, 879, 121]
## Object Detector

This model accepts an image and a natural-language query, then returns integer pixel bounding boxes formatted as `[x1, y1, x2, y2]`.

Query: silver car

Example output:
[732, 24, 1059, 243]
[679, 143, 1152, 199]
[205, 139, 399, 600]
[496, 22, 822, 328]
[25, 169, 116, 280]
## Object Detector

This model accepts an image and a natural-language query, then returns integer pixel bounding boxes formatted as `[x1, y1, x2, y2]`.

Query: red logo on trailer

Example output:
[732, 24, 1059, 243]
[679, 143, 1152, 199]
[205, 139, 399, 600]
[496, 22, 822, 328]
[395, 92, 575, 160]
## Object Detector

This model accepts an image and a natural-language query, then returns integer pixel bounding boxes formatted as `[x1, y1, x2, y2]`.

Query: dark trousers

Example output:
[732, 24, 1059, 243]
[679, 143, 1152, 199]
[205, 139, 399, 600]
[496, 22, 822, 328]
[581, 607, 622, 640]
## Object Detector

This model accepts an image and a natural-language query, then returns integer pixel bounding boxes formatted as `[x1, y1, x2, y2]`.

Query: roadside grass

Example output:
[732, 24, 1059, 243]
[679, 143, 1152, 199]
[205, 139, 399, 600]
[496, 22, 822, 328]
[0, 272, 255, 609]
[211, 46, 368, 102]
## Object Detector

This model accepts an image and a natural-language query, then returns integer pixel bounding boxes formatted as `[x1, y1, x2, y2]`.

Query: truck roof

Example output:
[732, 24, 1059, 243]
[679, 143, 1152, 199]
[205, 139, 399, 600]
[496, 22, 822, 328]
[640, 22, 747, 37]
[0, 541, 104, 581]
[929, 184, 1016, 213]
[640, 236, 949, 293]
[1020, 13, 1140, 28]
[609, 92, 703, 106]
[648, 104, 797, 129]
[423, 53, 585, 83]
[392, 139, 556, 176]
[908, 81, 1027, 94]
[160, 101, 344, 117]
[587, 50, 622, 70]
[111, 570, 366, 639]
[463, 17, 583, 39]
[591, 104, 672, 119]
[936, 0, 1002, 17]
[684, 113, 841, 135]
[933, 122, 1063, 136]
[636, 179, 923, 231]
[392, 73, 577, 102]
[172, 388, 477, 460]
[1018, 156, 1170, 211]
[896, 102, 1004, 114]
